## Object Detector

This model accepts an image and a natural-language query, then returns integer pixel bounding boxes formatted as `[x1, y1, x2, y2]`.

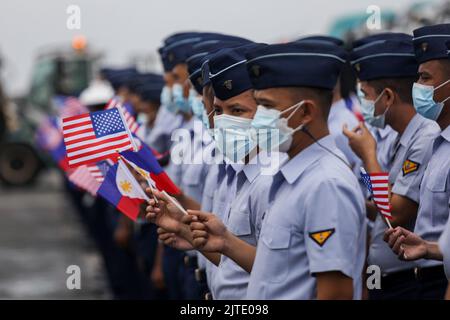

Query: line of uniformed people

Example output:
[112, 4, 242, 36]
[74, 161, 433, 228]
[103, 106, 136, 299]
[74, 23, 450, 300]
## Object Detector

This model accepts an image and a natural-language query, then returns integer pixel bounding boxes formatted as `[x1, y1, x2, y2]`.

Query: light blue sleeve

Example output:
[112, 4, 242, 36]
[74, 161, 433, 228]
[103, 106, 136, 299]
[304, 177, 363, 278]
[392, 142, 434, 203]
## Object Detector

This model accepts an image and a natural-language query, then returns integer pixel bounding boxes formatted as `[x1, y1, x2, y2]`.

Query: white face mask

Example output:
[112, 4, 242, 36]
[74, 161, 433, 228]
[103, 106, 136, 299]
[213, 114, 257, 163]
[251, 101, 305, 153]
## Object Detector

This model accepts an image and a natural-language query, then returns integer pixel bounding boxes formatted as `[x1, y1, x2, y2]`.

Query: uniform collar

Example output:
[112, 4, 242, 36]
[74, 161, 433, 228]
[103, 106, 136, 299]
[378, 125, 394, 139]
[441, 125, 450, 142]
[280, 135, 335, 184]
[230, 162, 245, 174]
[399, 113, 423, 147]
[242, 164, 260, 184]
[328, 99, 347, 122]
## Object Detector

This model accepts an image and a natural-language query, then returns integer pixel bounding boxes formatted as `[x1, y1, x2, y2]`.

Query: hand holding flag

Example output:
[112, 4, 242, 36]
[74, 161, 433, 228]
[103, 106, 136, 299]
[360, 167, 393, 228]
[97, 157, 150, 221]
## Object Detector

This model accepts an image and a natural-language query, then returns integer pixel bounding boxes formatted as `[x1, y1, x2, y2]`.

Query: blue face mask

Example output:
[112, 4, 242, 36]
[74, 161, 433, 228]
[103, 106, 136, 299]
[213, 114, 257, 163]
[188, 91, 214, 129]
[172, 83, 191, 114]
[360, 90, 389, 129]
[251, 102, 305, 153]
[412, 79, 450, 121]
[189, 92, 204, 120]
[161, 86, 177, 113]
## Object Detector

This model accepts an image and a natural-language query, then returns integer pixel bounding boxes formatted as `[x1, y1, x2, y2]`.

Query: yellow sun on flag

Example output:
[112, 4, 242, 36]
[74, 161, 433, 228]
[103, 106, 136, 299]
[119, 180, 133, 193]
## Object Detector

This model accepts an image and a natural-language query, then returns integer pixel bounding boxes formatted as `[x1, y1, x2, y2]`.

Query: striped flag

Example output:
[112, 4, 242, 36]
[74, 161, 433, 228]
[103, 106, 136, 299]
[53, 96, 88, 119]
[67, 161, 111, 196]
[62, 107, 137, 168]
[87, 165, 105, 183]
[360, 168, 392, 219]
[68, 165, 102, 196]
[106, 98, 140, 134]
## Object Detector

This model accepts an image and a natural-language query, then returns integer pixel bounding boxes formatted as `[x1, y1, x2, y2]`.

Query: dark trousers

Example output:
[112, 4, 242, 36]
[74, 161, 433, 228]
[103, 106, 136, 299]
[162, 246, 185, 300]
[182, 255, 203, 300]
[369, 266, 448, 300]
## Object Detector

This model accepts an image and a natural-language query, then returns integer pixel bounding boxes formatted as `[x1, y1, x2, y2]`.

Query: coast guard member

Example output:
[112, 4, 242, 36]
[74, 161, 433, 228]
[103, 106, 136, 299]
[189, 42, 366, 299]
[344, 35, 440, 299]
[384, 23, 450, 299]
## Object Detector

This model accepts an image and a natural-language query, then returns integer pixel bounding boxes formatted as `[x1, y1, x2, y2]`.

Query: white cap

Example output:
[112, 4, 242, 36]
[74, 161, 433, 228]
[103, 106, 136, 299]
[79, 79, 114, 106]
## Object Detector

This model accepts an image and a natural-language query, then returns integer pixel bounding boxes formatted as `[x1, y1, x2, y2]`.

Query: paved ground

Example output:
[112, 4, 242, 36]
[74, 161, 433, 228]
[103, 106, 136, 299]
[0, 169, 110, 299]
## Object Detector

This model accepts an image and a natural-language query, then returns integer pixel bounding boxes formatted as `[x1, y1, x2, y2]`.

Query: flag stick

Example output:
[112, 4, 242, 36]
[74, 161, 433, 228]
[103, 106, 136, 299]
[384, 216, 393, 229]
[116, 104, 138, 152]
[161, 190, 188, 215]
[148, 185, 159, 204]
[117, 157, 151, 202]
[361, 167, 393, 229]
[120, 153, 158, 204]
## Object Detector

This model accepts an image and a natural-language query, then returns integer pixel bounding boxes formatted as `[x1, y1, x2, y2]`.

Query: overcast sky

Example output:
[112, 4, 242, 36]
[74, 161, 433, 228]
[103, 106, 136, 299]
[0, 0, 419, 95]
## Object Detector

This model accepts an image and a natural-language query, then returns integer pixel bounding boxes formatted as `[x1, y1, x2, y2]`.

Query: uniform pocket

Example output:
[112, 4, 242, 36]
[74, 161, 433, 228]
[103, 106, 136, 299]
[426, 171, 448, 227]
[260, 223, 291, 283]
[229, 211, 252, 237]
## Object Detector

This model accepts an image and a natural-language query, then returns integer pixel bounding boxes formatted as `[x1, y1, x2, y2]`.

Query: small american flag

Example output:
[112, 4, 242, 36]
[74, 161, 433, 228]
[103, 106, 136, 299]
[106, 99, 140, 134]
[360, 168, 392, 219]
[62, 108, 137, 167]
[68, 165, 102, 196]
[53, 96, 88, 119]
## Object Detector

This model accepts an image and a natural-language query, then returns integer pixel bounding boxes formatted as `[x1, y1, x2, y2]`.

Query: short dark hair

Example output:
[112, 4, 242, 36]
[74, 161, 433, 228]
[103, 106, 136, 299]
[339, 61, 357, 99]
[289, 86, 333, 120]
[368, 77, 417, 105]
[438, 59, 450, 76]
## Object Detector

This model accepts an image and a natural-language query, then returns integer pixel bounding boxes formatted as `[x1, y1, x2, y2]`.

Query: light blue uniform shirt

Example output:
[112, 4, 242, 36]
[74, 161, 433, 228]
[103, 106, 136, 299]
[165, 117, 194, 186]
[439, 216, 450, 279]
[369, 114, 440, 274]
[180, 120, 213, 203]
[246, 136, 366, 300]
[206, 163, 237, 294]
[415, 126, 450, 268]
[197, 161, 220, 271]
[328, 98, 361, 172]
[145, 106, 183, 154]
[370, 125, 399, 172]
[212, 162, 272, 299]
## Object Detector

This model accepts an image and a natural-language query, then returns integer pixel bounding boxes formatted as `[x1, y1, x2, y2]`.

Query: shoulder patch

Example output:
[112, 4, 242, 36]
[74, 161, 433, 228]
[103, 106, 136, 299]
[309, 228, 335, 247]
[402, 159, 420, 176]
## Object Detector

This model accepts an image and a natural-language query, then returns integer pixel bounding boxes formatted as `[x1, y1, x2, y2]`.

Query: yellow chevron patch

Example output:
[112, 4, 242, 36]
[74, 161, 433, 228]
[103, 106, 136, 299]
[309, 229, 335, 247]
[402, 159, 420, 176]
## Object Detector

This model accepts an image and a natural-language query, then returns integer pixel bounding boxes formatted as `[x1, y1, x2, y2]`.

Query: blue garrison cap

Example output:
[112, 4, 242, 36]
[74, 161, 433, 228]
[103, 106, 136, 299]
[245, 42, 347, 90]
[413, 24, 450, 64]
[207, 44, 262, 100]
[161, 32, 252, 72]
[350, 36, 418, 81]
[126, 73, 163, 93]
[352, 32, 412, 51]
[136, 79, 164, 103]
[102, 68, 138, 90]
[295, 35, 344, 47]
[163, 32, 200, 46]
[161, 36, 203, 71]
[187, 40, 251, 94]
